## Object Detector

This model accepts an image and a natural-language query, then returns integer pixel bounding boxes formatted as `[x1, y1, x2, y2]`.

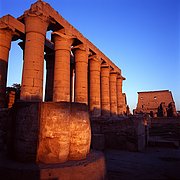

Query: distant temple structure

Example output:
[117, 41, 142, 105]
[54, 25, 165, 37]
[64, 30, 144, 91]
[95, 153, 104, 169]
[134, 90, 177, 117]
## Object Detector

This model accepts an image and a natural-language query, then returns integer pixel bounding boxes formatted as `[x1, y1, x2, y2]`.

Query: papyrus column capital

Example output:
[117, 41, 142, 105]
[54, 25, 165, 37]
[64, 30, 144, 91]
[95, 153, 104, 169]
[19, 0, 54, 24]
[89, 55, 102, 64]
[0, 19, 19, 49]
[23, 10, 50, 24]
[0, 20, 15, 33]
[110, 70, 118, 76]
[19, 10, 50, 36]
[52, 31, 74, 51]
[101, 63, 110, 69]
[72, 44, 89, 56]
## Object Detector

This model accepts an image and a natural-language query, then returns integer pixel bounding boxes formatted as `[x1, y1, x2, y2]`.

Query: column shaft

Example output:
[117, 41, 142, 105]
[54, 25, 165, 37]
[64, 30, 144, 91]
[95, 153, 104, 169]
[53, 32, 74, 102]
[89, 55, 101, 117]
[110, 71, 117, 116]
[117, 76, 123, 115]
[73, 45, 88, 104]
[20, 15, 49, 101]
[101, 65, 110, 116]
[0, 29, 13, 108]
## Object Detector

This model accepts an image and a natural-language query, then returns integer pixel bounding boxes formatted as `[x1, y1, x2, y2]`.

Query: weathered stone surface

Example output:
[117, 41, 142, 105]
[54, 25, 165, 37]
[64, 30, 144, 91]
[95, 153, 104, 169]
[38, 102, 71, 163]
[39, 102, 91, 163]
[117, 75, 126, 116]
[0, 28, 13, 108]
[89, 55, 101, 117]
[13, 102, 40, 162]
[101, 64, 110, 116]
[91, 115, 148, 152]
[7, 90, 16, 108]
[109, 71, 117, 116]
[69, 103, 91, 160]
[149, 117, 180, 143]
[73, 44, 89, 104]
[13, 102, 91, 163]
[20, 13, 49, 101]
[52, 31, 74, 102]
[167, 102, 177, 117]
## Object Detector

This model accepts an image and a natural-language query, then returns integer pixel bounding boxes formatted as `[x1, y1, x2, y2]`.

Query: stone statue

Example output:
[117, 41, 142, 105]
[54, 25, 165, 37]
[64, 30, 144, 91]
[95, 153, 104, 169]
[158, 102, 167, 117]
[167, 102, 177, 117]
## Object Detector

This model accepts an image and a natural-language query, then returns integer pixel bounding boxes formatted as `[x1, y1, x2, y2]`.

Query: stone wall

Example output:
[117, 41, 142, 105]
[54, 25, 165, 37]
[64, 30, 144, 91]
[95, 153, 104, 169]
[13, 102, 40, 162]
[149, 117, 180, 141]
[91, 115, 148, 152]
[0, 109, 9, 152]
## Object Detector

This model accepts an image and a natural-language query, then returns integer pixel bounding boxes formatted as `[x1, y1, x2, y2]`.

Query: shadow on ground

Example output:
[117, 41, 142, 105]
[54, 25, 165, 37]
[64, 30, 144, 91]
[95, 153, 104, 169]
[105, 147, 180, 180]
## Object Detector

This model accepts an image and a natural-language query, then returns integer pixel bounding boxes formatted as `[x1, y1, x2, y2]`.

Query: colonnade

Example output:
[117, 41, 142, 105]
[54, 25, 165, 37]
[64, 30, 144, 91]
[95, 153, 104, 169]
[0, 6, 126, 117]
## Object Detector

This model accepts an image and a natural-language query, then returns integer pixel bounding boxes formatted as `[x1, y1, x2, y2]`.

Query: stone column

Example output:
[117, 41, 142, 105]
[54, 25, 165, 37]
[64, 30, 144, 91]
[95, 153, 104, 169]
[101, 64, 110, 116]
[73, 44, 89, 104]
[70, 62, 75, 102]
[117, 74, 123, 115]
[20, 12, 49, 101]
[0, 24, 14, 108]
[89, 55, 101, 117]
[110, 70, 117, 116]
[52, 31, 74, 102]
[45, 52, 55, 102]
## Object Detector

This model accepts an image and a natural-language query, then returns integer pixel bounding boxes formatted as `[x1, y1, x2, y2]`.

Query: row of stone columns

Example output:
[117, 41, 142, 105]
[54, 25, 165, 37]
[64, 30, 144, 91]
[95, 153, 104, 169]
[45, 48, 125, 117]
[0, 11, 125, 116]
[100, 65, 125, 117]
[45, 49, 125, 117]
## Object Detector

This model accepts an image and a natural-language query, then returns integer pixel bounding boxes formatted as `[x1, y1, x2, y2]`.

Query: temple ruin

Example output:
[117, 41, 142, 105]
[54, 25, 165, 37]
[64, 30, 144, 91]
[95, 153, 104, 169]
[0, 1, 127, 116]
[0, 0, 130, 179]
[1, 1, 180, 179]
[134, 90, 177, 117]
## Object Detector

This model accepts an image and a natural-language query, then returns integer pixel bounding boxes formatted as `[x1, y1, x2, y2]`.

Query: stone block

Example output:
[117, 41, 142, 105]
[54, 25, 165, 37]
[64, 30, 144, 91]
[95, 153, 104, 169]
[12, 102, 91, 164]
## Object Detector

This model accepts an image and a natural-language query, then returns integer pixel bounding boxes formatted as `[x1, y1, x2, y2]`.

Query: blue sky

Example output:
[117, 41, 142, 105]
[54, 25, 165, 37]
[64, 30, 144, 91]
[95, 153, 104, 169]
[0, 0, 179, 111]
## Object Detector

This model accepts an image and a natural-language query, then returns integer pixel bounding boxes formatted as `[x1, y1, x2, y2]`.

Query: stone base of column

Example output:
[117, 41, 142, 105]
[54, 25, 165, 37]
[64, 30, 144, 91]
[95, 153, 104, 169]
[0, 151, 106, 180]
[9, 101, 91, 164]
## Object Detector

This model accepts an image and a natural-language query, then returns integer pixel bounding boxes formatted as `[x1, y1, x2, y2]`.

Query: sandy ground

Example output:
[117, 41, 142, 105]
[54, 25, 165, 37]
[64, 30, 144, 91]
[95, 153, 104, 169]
[105, 147, 180, 180]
